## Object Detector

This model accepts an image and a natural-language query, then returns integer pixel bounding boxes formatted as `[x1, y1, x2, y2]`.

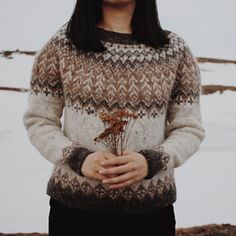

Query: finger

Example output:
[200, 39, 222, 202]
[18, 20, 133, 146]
[99, 163, 131, 175]
[103, 152, 117, 160]
[117, 149, 132, 156]
[109, 178, 137, 189]
[97, 166, 109, 173]
[105, 174, 118, 178]
[97, 166, 118, 178]
[101, 156, 130, 166]
[92, 166, 111, 181]
[102, 172, 134, 184]
[122, 149, 133, 155]
[92, 172, 107, 181]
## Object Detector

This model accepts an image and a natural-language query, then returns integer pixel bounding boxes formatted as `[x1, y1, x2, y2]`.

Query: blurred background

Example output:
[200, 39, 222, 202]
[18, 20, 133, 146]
[0, 0, 235, 233]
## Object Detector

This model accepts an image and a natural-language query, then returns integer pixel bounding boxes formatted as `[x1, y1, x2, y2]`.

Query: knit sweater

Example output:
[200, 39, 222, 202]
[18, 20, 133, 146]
[23, 22, 206, 214]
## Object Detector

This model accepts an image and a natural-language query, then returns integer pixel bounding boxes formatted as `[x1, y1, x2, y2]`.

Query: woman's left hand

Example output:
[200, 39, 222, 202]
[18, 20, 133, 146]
[99, 150, 148, 189]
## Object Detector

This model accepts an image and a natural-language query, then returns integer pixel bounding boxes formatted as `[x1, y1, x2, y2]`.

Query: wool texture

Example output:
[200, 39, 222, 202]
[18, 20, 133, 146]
[23, 22, 206, 214]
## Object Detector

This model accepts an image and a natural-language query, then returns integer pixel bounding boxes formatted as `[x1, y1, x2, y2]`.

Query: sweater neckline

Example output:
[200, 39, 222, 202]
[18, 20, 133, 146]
[96, 27, 136, 45]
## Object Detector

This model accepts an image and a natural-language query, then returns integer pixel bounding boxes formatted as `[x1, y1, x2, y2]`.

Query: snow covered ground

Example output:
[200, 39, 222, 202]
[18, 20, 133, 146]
[0, 0, 236, 233]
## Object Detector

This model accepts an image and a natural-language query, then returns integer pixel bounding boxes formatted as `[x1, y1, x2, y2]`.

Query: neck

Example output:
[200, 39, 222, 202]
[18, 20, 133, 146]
[97, 1, 136, 34]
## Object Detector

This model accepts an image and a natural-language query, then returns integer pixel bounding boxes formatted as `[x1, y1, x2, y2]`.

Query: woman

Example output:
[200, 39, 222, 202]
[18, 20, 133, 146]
[23, 0, 206, 235]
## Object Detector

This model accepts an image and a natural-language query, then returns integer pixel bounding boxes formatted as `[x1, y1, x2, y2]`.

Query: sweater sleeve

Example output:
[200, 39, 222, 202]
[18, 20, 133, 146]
[139, 40, 206, 179]
[22, 34, 93, 176]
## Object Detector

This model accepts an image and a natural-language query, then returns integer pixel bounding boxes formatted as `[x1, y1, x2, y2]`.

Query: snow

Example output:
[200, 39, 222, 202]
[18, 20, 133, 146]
[0, 92, 53, 232]
[1, 89, 236, 233]
[0, 0, 236, 233]
[200, 63, 236, 86]
[0, 0, 75, 50]
[158, 0, 236, 59]
[0, 55, 33, 88]
[175, 91, 236, 227]
[0, 0, 235, 59]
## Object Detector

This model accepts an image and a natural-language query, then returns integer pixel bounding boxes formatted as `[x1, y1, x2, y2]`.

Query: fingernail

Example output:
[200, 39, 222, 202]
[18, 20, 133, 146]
[99, 170, 105, 174]
[109, 185, 117, 189]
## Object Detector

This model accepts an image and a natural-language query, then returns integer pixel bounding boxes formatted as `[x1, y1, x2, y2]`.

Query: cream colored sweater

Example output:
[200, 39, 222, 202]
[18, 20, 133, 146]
[23, 22, 206, 214]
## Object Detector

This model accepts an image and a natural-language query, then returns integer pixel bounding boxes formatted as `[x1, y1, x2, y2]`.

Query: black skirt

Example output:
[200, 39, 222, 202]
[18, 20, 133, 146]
[48, 197, 176, 236]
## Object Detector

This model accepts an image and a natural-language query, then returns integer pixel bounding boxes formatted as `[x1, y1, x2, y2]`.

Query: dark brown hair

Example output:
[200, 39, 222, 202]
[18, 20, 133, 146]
[66, 0, 170, 52]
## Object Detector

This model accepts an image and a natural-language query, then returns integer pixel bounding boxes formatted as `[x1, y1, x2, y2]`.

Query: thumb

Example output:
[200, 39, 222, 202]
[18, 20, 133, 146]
[103, 151, 117, 159]
[122, 149, 132, 155]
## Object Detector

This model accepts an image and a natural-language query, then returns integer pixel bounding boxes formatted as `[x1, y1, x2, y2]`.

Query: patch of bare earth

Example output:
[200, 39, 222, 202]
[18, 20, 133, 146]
[1, 224, 236, 236]
[177, 224, 236, 236]
[202, 85, 236, 95]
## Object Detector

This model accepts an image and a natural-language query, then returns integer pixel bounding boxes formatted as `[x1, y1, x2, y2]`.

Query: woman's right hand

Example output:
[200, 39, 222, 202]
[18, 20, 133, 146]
[81, 150, 118, 181]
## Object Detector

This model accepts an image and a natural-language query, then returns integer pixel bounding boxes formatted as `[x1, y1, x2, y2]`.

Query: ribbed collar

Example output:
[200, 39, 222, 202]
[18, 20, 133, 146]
[96, 27, 137, 45]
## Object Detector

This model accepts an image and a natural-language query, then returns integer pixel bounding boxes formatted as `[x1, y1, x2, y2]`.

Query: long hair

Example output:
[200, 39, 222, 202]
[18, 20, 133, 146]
[66, 0, 170, 52]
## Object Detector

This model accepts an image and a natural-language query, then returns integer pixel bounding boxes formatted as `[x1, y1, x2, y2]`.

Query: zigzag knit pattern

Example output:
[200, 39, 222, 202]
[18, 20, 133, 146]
[23, 22, 206, 214]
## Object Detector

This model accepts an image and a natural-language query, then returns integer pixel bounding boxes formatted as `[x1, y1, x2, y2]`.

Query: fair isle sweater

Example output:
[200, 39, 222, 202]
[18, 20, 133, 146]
[23, 22, 206, 214]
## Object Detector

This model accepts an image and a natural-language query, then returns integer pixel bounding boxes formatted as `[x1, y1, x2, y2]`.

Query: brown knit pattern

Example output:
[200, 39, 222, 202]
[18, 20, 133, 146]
[29, 23, 200, 118]
[46, 165, 177, 215]
[23, 22, 205, 214]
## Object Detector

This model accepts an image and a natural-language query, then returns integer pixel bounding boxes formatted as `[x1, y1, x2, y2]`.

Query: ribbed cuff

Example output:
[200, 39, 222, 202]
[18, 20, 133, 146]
[66, 147, 94, 176]
[138, 146, 171, 179]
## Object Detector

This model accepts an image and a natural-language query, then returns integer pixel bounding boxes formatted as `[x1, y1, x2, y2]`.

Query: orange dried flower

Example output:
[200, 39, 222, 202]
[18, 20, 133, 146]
[94, 109, 138, 156]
